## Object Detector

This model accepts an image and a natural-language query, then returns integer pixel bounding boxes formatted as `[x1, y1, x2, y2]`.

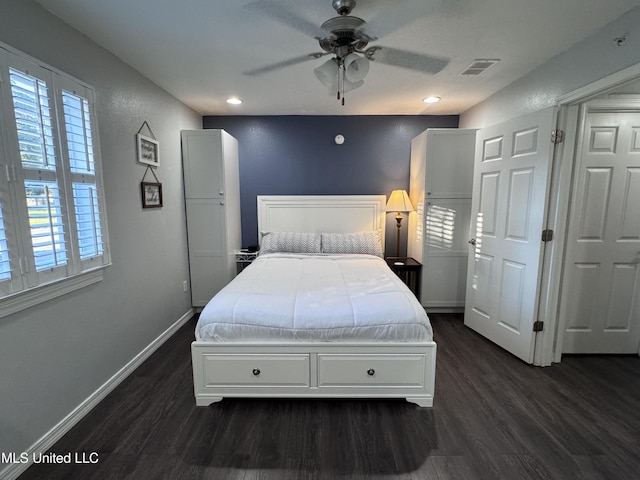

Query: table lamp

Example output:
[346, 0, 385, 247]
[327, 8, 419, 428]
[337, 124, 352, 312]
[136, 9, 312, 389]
[385, 190, 415, 258]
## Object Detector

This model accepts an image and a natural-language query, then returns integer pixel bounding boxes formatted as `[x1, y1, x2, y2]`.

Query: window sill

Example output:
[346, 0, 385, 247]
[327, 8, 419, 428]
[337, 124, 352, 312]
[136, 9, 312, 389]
[0, 266, 108, 320]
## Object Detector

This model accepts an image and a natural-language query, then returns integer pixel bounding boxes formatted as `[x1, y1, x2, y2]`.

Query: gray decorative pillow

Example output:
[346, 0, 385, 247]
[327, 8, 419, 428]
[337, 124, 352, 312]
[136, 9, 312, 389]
[321, 231, 383, 257]
[260, 231, 322, 254]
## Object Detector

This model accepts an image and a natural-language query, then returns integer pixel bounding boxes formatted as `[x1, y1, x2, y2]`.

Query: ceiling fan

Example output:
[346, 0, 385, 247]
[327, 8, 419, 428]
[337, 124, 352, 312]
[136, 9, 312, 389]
[244, 0, 449, 105]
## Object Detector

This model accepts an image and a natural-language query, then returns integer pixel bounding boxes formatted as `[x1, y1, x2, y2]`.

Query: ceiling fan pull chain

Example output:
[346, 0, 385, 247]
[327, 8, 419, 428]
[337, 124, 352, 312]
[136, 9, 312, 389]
[339, 62, 345, 105]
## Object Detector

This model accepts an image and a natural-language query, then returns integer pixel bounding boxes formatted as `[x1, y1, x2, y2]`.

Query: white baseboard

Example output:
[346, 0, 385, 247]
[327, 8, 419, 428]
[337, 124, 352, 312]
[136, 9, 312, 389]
[0, 308, 194, 480]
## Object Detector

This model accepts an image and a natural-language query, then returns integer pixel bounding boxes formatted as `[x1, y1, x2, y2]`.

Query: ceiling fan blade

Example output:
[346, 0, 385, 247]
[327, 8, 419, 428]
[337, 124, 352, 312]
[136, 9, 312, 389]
[245, 1, 326, 39]
[366, 46, 449, 75]
[358, 0, 464, 42]
[357, 1, 431, 40]
[244, 53, 326, 76]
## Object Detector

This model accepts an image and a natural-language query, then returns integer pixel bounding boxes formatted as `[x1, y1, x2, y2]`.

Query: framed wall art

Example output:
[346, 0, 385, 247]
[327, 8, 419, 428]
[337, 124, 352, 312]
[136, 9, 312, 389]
[141, 181, 163, 208]
[137, 133, 160, 167]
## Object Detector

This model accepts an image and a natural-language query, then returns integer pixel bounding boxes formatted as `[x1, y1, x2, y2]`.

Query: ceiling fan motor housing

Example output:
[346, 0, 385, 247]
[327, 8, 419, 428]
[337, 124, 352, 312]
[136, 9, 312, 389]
[332, 0, 356, 15]
[319, 15, 370, 54]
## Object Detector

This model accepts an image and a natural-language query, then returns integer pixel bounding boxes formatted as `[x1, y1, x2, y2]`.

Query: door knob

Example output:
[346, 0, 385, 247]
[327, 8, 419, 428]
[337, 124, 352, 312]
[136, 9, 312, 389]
[468, 238, 477, 246]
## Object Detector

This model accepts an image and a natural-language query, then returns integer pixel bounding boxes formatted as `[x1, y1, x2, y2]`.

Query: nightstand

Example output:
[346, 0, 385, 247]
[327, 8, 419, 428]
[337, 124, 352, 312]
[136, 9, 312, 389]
[235, 251, 258, 274]
[386, 257, 422, 301]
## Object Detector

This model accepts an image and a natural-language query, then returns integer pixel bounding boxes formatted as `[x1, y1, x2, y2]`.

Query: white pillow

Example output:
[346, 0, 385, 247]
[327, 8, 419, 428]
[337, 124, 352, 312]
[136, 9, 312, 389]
[260, 231, 322, 254]
[321, 231, 383, 257]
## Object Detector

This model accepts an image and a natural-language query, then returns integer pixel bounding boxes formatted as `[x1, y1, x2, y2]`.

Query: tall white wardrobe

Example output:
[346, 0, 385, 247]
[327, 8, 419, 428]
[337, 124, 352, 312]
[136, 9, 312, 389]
[181, 129, 241, 307]
[408, 129, 476, 312]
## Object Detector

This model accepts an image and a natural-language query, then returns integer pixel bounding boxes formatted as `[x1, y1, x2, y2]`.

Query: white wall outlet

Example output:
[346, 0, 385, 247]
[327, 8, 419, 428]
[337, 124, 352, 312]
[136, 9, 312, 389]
[183, 280, 188, 292]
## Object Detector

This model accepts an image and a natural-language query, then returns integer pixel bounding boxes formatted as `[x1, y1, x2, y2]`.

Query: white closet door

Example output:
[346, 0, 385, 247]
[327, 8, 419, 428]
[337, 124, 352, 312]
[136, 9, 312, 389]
[186, 199, 229, 307]
[182, 130, 224, 199]
[464, 107, 556, 363]
[561, 101, 640, 353]
[422, 198, 471, 308]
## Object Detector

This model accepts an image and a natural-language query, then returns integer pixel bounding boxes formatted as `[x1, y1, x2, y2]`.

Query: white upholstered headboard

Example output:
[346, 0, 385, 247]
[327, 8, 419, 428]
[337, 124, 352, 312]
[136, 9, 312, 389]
[257, 195, 387, 249]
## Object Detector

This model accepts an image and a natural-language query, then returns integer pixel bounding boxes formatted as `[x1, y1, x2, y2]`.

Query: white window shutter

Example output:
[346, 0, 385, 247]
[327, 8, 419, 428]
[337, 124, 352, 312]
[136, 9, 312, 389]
[6, 57, 71, 284]
[0, 200, 10, 281]
[24, 180, 67, 271]
[0, 44, 110, 311]
[55, 78, 109, 270]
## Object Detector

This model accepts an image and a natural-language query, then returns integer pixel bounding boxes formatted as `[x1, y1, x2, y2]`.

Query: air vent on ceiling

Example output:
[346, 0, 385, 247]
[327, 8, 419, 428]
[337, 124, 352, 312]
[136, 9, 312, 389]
[460, 59, 500, 76]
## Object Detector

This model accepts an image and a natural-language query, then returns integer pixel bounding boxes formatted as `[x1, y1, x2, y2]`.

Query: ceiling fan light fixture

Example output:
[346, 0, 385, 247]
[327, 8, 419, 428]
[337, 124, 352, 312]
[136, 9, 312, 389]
[343, 78, 364, 92]
[313, 58, 339, 88]
[344, 52, 369, 82]
[423, 96, 441, 104]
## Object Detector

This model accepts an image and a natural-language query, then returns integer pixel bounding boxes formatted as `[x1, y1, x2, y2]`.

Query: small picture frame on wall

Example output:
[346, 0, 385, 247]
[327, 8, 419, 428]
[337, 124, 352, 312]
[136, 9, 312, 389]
[137, 133, 159, 167]
[141, 182, 163, 208]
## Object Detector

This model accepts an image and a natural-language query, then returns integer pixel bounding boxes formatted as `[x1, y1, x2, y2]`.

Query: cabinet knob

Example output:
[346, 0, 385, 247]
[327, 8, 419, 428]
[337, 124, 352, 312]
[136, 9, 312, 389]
[367, 368, 375, 376]
[220, 201, 225, 206]
[219, 191, 224, 196]
[252, 368, 260, 376]
[468, 238, 477, 246]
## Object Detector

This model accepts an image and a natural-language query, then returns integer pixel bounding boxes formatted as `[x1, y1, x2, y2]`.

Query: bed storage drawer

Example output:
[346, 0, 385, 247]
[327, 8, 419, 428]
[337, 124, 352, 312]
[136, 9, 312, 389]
[317, 354, 426, 387]
[201, 354, 310, 387]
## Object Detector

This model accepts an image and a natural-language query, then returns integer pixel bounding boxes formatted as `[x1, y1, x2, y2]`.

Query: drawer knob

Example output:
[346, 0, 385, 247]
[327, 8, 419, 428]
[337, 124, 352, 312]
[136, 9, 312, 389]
[367, 368, 375, 376]
[252, 368, 260, 376]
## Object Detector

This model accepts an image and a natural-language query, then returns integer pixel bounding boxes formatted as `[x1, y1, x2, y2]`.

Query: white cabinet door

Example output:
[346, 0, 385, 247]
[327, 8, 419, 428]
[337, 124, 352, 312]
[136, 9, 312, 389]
[464, 107, 555, 363]
[424, 130, 475, 199]
[561, 101, 640, 353]
[182, 130, 224, 199]
[186, 199, 228, 306]
[421, 198, 471, 308]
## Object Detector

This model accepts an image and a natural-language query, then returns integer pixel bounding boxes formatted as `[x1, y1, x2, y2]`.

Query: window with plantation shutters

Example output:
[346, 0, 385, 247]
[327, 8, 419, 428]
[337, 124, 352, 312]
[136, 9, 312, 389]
[59, 85, 105, 265]
[9, 66, 69, 276]
[0, 205, 9, 281]
[0, 43, 110, 315]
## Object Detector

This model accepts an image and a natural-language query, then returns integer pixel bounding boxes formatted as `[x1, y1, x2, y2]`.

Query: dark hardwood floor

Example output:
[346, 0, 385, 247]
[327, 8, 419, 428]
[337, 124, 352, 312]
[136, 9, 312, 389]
[20, 314, 640, 480]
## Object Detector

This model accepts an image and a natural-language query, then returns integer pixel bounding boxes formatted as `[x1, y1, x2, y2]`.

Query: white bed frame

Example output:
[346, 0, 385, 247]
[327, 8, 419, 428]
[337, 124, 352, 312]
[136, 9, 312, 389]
[191, 195, 437, 407]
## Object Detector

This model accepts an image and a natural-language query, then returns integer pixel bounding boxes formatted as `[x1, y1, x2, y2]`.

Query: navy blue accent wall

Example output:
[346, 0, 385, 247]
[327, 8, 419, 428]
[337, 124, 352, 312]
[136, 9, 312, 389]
[202, 115, 458, 254]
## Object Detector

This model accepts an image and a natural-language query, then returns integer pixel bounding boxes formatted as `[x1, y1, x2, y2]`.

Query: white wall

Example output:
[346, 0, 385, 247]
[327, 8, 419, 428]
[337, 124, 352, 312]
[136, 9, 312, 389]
[460, 6, 640, 128]
[0, 0, 200, 466]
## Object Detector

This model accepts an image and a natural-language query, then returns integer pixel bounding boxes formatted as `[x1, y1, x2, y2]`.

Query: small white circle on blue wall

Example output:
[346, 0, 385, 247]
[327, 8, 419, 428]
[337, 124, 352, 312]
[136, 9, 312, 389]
[334, 134, 345, 145]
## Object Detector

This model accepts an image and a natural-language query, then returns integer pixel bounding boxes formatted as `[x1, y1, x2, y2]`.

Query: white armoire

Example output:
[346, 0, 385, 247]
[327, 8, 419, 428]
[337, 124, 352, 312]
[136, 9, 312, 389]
[408, 129, 476, 312]
[181, 129, 241, 307]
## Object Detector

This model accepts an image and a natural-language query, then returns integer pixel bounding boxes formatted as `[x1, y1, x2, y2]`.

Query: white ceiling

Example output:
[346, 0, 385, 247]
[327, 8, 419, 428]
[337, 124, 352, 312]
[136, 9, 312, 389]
[34, 0, 640, 116]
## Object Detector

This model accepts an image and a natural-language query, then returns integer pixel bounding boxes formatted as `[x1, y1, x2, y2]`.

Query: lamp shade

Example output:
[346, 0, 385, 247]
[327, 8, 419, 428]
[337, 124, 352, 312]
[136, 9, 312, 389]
[314, 58, 339, 88]
[343, 78, 364, 92]
[344, 53, 369, 82]
[385, 190, 414, 212]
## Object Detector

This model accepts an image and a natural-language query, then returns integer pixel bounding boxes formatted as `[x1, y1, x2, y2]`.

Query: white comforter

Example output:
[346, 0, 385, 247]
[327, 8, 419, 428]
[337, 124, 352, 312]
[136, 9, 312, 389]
[195, 253, 432, 342]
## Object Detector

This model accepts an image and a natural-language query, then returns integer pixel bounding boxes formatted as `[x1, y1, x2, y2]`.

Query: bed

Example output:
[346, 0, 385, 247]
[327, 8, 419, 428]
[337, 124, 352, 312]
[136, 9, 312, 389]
[191, 195, 436, 407]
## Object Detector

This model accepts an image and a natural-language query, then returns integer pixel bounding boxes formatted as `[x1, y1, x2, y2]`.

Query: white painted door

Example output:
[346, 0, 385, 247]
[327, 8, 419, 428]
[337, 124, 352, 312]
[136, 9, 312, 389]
[464, 107, 556, 363]
[561, 100, 640, 354]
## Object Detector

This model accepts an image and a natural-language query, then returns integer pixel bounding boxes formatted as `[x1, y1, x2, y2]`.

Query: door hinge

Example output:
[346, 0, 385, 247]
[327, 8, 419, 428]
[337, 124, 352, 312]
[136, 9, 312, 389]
[551, 130, 564, 144]
[533, 321, 544, 332]
[541, 229, 554, 242]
